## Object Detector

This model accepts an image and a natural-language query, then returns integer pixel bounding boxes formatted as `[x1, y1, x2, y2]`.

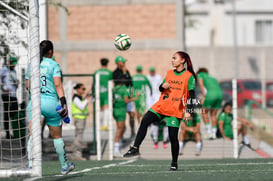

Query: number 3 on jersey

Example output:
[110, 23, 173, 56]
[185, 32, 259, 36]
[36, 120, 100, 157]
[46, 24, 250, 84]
[41, 76, 47, 86]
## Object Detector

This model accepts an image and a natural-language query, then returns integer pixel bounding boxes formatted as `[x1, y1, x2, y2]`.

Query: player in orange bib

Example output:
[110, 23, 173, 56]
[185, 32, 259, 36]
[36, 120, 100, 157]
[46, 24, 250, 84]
[123, 51, 197, 171]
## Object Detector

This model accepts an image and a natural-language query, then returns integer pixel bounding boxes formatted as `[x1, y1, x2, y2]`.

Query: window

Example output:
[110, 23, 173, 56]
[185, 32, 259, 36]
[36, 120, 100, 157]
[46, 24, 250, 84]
[255, 20, 273, 44]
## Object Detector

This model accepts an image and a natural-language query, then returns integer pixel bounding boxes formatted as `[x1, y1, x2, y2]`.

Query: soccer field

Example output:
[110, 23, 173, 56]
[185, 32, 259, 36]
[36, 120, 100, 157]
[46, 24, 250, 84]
[5, 158, 273, 181]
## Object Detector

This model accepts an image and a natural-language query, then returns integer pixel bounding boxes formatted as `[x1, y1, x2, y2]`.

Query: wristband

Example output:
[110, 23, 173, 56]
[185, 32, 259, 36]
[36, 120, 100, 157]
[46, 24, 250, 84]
[60, 96, 67, 107]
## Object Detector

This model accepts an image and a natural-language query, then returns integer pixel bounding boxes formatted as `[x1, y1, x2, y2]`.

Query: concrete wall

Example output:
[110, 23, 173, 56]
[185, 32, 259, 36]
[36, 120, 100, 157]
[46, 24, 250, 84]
[47, 0, 273, 83]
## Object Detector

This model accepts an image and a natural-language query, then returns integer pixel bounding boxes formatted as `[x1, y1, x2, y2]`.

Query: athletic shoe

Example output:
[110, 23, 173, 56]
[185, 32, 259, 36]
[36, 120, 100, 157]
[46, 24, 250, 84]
[195, 151, 201, 156]
[170, 162, 178, 171]
[163, 143, 167, 149]
[179, 149, 183, 155]
[153, 143, 158, 149]
[123, 146, 140, 157]
[100, 125, 109, 131]
[61, 162, 75, 175]
[114, 151, 123, 158]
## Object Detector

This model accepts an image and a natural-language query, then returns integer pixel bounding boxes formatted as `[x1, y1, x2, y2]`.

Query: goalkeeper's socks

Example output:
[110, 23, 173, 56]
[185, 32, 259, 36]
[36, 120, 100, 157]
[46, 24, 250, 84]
[27, 136, 32, 168]
[53, 138, 67, 169]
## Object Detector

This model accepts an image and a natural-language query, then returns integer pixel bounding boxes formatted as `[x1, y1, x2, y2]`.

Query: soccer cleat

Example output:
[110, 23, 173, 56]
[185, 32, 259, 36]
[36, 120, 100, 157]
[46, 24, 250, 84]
[170, 162, 178, 171]
[123, 146, 140, 157]
[163, 143, 167, 149]
[114, 151, 123, 158]
[153, 143, 158, 149]
[179, 149, 183, 155]
[195, 151, 201, 156]
[61, 162, 75, 175]
[100, 125, 109, 131]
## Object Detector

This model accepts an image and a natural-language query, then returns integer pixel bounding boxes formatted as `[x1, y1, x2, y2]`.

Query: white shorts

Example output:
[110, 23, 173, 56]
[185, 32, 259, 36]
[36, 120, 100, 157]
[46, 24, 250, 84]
[126, 102, 135, 112]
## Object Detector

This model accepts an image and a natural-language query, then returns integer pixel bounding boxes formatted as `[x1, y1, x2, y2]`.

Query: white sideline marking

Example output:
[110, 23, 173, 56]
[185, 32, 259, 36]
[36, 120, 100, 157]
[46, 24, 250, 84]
[120, 161, 273, 167]
[23, 159, 137, 181]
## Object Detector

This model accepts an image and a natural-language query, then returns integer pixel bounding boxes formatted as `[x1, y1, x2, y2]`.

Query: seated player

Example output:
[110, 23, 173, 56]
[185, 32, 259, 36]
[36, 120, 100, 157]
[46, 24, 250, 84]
[179, 114, 202, 156]
[217, 102, 254, 146]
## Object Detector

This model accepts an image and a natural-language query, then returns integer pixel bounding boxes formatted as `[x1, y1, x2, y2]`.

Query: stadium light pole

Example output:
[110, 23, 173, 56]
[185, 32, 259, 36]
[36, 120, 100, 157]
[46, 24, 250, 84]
[232, 0, 239, 159]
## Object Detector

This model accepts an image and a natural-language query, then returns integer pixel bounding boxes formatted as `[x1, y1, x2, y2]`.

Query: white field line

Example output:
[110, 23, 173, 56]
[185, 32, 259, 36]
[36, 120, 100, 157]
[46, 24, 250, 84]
[23, 159, 137, 181]
[119, 161, 273, 167]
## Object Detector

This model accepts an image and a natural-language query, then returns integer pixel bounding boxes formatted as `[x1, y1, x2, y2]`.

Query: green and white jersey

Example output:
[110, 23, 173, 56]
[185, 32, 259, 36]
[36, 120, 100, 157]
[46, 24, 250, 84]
[93, 68, 113, 94]
[113, 84, 128, 110]
[217, 112, 233, 130]
[183, 114, 201, 127]
[40, 57, 62, 99]
[197, 72, 222, 95]
[132, 74, 152, 94]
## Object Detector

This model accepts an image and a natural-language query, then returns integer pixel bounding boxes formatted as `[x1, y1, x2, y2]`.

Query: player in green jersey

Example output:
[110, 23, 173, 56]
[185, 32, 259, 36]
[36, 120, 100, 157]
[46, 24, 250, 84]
[92, 58, 113, 131]
[132, 65, 153, 123]
[178, 114, 202, 156]
[113, 81, 139, 157]
[197, 68, 223, 139]
[218, 102, 254, 145]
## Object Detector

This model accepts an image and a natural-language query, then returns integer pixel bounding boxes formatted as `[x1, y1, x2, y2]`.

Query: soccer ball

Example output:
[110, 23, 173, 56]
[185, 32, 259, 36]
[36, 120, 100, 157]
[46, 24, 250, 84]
[114, 34, 132, 51]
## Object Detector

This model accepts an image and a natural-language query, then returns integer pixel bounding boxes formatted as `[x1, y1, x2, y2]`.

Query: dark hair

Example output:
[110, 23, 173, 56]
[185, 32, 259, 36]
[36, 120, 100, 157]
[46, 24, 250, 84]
[176, 51, 197, 82]
[197, 67, 208, 75]
[221, 102, 232, 113]
[100, 58, 109, 66]
[74, 83, 83, 90]
[40, 40, 54, 62]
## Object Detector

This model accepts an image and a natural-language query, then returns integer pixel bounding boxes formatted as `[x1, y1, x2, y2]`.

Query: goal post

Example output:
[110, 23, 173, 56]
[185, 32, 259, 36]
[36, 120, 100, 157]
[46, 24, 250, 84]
[29, 0, 42, 177]
[0, 0, 41, 177]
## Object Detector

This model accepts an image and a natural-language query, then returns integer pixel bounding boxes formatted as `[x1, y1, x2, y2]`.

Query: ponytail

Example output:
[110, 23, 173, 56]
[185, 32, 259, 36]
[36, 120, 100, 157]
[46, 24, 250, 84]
[40, 40, 54, 63]
[176, 51, 197, 83]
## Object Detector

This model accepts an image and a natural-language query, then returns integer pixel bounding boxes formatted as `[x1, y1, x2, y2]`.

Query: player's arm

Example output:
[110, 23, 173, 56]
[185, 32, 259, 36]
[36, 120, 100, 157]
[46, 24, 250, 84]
[198, 79, 205, 98]
[185, 75, 196, 120]
[146, 77, 153, 95]
[54, 76, 65, 99]
[159, 79, 166, 92]
[218, 120, 231, 140]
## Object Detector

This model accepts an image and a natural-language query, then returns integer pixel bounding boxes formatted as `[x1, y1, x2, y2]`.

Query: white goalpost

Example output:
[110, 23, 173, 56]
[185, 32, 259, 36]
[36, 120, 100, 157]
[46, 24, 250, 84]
[29, 0, 42, 177]
[95, 73, 114, 160]
[0, 0, 41, 177]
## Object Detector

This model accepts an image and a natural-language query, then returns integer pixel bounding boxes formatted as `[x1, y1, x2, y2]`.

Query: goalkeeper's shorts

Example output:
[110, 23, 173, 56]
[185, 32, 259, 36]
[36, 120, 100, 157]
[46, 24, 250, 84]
[27, 97, 62, 127]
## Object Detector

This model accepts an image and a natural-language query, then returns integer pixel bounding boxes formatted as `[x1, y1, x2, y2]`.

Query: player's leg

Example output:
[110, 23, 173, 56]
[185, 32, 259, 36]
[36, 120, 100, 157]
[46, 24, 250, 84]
[162, 124, 169, 148]
[42, 98, 74, 175]
[238, 123, 250, 145]
[194, 131, 202, 156]
[210, 108, 218, 139]
[114, 120, 126, 157]
[201, 106, 211, 139]
[126, 102, 136, 138]
[150, 123, 159, 149]
[168, 126, 179, 171]
[49, 125, 75, 174]
[72, 118, 86, 160]
[27, 120, 32, 169]
[101, 97, 110, 131]
[179, 130, 189, 155]
[123, 111, 161, 157]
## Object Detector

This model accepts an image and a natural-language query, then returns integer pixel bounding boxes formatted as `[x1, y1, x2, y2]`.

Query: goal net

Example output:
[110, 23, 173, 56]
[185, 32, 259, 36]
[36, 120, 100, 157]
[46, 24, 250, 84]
[0, 0, 41, 177]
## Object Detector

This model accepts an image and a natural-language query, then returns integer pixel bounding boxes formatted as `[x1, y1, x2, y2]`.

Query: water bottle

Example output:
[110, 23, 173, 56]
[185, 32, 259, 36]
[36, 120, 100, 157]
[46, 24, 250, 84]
[56, 105, 70, 124]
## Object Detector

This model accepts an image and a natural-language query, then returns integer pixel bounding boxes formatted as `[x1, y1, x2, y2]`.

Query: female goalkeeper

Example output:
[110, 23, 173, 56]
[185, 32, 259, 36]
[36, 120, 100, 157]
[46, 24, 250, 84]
[26, 40, 74, 175]
[123, 51, 197, 171]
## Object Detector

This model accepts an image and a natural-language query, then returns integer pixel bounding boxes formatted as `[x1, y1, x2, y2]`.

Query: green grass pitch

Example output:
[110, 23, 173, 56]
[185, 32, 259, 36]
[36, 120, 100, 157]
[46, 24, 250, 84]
[3, 158, 273, 181]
